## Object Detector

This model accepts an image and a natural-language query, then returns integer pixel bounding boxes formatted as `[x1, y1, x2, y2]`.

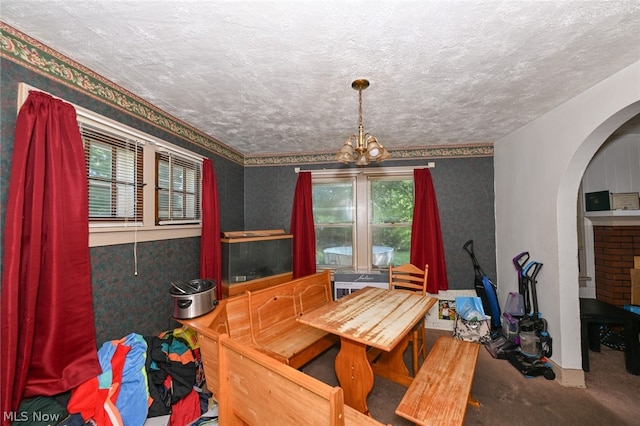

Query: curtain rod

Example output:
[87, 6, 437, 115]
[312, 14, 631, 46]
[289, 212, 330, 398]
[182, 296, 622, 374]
[20, 82, 155, 144]
[294, 163, 435, 176]
[19, 82, 205, 162]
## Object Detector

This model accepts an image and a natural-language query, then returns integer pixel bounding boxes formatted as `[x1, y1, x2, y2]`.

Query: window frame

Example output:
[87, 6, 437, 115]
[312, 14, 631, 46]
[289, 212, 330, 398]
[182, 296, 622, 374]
[313, 176, 358, 269]
[309, 167, 418, 272]
[367, 174, 414, 269]
[155, 150, 202, 225]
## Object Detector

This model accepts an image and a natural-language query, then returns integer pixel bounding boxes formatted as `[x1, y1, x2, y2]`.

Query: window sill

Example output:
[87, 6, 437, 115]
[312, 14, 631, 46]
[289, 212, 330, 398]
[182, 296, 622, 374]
[89, 224, 201, 247]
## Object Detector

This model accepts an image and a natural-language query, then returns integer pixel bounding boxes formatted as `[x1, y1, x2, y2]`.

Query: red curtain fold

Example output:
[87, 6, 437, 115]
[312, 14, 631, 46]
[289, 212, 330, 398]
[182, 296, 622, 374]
[1, 91, 101, 419]
[410, 168, 449, 294]
[199, 159, 222, 301]
[290, 172, 316, 278]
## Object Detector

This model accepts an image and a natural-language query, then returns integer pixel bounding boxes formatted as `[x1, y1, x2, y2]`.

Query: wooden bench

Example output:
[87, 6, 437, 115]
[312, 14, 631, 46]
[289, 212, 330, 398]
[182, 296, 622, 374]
[178, 271, 338, 400]
[218, 334, 386, 426]
[225, 269, 338, 368]
[395, 335, 480, 426]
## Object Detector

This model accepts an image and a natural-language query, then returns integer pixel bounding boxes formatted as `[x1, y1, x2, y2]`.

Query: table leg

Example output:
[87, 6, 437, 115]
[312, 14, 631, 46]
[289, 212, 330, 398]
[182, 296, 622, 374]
[335, 337, 374, 414]
[587, 322, 601, 352]
[371, 333, 413, 387]
[624, 319, 640, 375]
[580, 318, 590, 372]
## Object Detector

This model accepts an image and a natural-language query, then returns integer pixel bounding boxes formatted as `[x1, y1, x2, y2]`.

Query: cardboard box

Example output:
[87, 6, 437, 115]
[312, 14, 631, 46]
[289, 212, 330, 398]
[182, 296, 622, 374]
[333, 271, 388, 300]
[632, 256, 640, 306]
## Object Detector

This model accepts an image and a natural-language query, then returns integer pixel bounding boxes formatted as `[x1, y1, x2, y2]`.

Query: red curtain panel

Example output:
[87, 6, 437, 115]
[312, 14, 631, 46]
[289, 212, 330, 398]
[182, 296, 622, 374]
[290, 172, 316, 278]
[410, 168, 449, 294]
[199, 158, 222, 300]
[0, 91, 101, 419]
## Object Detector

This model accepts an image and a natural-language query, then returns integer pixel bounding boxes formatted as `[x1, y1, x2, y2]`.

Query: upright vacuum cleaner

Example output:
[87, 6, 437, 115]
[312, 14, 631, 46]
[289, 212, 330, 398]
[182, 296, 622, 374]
[506, 253, 555, 380]
[463, 240, 501, 332]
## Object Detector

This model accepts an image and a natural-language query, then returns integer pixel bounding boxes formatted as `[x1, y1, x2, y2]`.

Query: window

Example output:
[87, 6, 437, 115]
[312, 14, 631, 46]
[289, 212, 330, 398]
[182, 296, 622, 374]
[313, 178, 356, 267]
[312, 170, 414, 271]
[156, 152, 202, 224]
[17, 83, 205, 247]
[82, 124, 143, 222]
[369, 177, 414, 267]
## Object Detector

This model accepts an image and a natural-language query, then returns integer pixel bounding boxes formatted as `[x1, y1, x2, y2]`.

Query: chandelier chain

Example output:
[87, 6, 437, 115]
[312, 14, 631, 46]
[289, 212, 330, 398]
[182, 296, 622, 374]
[358, 87, 363, 129]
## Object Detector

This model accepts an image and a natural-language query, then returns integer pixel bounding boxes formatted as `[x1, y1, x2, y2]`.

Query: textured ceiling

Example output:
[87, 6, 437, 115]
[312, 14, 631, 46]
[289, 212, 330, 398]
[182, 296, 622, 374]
[1, 1, 639, 157]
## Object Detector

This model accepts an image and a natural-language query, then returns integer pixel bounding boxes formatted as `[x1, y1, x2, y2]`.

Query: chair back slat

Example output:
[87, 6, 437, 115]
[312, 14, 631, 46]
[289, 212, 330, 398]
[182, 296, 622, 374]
[389, 263, 429, 295]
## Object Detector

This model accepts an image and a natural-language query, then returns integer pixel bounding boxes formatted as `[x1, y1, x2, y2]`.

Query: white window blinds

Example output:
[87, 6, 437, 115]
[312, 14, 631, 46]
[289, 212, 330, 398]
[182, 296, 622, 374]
[156, 151, 202, 225]
[81, 124, 144, 223]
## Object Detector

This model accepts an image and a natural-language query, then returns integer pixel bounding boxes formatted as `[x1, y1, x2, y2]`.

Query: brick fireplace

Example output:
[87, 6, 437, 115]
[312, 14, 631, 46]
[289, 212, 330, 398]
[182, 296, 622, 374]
[593, 225, 640, 306]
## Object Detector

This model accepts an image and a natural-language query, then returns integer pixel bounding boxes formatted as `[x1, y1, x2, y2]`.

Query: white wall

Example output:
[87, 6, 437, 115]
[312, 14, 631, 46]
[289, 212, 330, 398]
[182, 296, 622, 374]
[494, 60, 640, 385]
[582, 134, 640, 194]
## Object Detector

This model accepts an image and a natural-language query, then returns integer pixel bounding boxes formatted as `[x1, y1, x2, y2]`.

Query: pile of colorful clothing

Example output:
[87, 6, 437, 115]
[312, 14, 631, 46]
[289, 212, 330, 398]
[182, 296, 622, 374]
[14, 326, 210, 426]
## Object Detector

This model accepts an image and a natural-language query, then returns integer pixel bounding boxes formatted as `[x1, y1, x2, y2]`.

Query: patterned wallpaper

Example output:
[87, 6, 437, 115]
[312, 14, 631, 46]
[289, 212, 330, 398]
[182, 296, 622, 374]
[0, 58, 244, 345]
[90, 239, 201, 343]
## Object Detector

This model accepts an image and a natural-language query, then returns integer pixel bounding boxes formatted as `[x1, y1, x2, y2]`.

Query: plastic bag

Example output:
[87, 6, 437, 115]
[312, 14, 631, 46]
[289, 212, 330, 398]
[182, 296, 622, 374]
[455, 296, 487, 321]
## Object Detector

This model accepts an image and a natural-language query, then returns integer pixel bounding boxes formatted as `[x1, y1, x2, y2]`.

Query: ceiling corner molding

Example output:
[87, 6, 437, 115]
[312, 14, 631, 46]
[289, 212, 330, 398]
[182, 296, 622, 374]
[0, 22, 244, 165]
[243, 144, 493, 167]
[389, 144, 494, 159]
[1, 22, 493, 168]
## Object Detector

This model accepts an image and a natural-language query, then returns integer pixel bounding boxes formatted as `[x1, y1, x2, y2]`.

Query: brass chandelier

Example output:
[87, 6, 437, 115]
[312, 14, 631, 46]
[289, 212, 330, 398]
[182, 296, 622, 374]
[336, 79, 390, 166]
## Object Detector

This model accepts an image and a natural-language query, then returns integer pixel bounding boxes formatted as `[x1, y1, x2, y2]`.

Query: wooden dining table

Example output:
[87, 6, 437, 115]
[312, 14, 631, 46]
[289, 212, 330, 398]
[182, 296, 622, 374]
[297, 286, 437, 414]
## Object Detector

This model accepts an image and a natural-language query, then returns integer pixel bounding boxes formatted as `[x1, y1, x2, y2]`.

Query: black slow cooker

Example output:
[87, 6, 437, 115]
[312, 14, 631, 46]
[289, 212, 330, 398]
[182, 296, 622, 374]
[170, 279, 217, 319]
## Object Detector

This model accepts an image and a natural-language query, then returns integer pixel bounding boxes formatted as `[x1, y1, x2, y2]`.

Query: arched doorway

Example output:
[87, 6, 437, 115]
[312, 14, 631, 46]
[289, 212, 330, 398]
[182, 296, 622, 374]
[556, 102, 640, 385]
[578, 113, 640, 301]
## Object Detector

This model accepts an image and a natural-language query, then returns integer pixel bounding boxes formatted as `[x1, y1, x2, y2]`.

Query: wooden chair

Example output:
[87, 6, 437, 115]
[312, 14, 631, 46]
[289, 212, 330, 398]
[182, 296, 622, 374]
[388, 263, 429, 375]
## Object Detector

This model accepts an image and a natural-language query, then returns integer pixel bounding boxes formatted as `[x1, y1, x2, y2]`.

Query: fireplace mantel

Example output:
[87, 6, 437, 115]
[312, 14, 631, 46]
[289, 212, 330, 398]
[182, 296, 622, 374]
[585, 210, 640, 226]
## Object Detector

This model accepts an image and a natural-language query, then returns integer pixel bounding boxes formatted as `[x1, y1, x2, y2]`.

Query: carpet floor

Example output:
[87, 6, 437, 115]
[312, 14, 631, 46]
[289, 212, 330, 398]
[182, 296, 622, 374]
[301, 329, 640, 425]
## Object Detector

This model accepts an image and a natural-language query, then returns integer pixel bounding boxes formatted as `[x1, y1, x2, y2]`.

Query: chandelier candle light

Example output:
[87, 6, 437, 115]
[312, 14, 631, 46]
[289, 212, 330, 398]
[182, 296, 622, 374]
[336, 79, 390, 166]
